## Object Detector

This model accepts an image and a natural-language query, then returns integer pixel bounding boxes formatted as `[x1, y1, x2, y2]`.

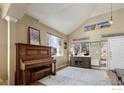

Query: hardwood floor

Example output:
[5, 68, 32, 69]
[92, 67, 119, 85]
[107, 70, 118, 85]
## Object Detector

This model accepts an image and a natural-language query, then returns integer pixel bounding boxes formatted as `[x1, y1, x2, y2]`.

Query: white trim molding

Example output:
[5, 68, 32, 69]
[5, 16, 18, 23]
[5, 16, 17, 85]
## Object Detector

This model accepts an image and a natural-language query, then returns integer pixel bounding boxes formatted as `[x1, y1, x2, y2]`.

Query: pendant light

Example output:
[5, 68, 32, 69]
[109, 3, 113, 24]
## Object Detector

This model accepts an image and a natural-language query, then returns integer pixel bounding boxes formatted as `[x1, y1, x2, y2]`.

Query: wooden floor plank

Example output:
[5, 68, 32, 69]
[107, 70, 118, 85]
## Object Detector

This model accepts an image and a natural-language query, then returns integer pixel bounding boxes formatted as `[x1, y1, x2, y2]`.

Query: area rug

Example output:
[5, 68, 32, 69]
[39, 66, 111, 85]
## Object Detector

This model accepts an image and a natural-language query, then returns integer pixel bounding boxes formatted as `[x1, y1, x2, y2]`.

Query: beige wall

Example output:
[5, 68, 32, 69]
[0, 11, 7, 80]
[10, 21, 16, 85]
[16, 14, 68, 68]
[69, 8, 124, 60]
[1, 3, 10, 18]
[9, 14, 68, 84]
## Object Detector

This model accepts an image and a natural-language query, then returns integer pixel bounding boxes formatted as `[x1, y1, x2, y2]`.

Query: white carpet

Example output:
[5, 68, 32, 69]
[39, 66, 111, 85]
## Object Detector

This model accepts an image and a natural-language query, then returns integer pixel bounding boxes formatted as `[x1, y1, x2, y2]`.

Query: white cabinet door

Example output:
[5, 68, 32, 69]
[108, 37, 124, 69]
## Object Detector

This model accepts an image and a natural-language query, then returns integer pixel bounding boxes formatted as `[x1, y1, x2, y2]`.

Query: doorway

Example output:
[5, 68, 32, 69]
[108, 36, 124, 70]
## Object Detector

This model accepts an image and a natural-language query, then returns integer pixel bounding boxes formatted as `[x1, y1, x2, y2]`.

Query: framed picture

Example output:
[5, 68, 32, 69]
[64, 41, 67, 49]
[28, 27, 41, 45]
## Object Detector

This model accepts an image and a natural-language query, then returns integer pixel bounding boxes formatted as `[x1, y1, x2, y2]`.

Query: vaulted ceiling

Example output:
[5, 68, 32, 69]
[26, 3, 124, 35]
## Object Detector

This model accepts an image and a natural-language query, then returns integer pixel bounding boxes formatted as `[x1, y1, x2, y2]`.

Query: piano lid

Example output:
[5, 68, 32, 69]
[16, 43, 52, 61]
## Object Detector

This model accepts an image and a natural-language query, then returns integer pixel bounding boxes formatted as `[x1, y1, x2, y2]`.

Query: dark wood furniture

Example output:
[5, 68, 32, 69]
[115, 68, 124, 85]
[15, 43, 56, 85]
[70, 56, 91, 69]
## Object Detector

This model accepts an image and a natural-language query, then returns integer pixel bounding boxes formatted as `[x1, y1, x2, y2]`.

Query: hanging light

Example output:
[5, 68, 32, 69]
[84, 3, 113, 31]
[109, 3, 113, 24]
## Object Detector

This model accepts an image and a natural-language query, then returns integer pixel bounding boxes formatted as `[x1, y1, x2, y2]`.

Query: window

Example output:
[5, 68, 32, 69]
[70, 42, 90, 56]
[47, 33, 63, 56]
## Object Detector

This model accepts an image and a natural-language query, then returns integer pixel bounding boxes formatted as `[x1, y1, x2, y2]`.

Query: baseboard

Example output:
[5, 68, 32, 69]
[91, 65, 100, 67]
[56, 64, 68, 71]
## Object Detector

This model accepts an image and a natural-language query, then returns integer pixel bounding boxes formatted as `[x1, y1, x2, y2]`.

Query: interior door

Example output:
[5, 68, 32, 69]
[108, 37, 124, 70]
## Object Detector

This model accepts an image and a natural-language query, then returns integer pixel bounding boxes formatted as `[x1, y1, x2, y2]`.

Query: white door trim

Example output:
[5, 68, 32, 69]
[107, 36, 124, 70]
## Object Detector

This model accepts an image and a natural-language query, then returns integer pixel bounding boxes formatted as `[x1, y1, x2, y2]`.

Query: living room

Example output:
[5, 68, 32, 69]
[0, 3, 124, 87]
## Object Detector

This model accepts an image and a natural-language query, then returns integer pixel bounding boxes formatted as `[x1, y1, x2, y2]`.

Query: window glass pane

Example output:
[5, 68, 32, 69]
[70, 42, 90, 56]
[47, 33, 63, 56]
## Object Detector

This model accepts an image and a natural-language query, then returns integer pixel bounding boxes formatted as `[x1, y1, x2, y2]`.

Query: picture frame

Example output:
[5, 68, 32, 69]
[64, 41, 67, 49]
[28, 27, 41, 45]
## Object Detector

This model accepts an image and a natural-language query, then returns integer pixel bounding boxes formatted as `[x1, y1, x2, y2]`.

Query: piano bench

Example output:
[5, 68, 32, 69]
[31, 66, 51, 82]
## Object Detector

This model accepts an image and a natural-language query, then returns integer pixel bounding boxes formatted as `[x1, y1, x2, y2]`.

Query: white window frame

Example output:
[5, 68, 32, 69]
[47, 33, 63, 57]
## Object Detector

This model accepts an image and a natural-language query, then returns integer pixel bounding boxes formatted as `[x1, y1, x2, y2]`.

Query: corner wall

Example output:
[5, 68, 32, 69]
[0, 12, 7, 81]
[9, 14, 68, 84]
[16, 14, 68, 67]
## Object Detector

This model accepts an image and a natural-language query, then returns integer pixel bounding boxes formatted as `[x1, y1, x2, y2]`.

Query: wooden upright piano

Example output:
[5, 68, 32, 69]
[15, 43, 56, 85]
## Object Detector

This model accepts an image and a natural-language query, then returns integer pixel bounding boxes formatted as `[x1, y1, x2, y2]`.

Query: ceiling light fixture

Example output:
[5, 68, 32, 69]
[84, 3, 113, 31]
[109, 3, 113, 24]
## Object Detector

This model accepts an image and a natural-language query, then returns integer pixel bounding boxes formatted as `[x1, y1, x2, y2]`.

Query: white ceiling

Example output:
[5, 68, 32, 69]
[26, 3, 124, 35]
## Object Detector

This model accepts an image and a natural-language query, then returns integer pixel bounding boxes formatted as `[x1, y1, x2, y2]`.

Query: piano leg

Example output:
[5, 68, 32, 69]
[22, 70, 26, 85]
[49, 64, 52, 78]
[52, 62, 56, 75]
[54, 62, 56, 75]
